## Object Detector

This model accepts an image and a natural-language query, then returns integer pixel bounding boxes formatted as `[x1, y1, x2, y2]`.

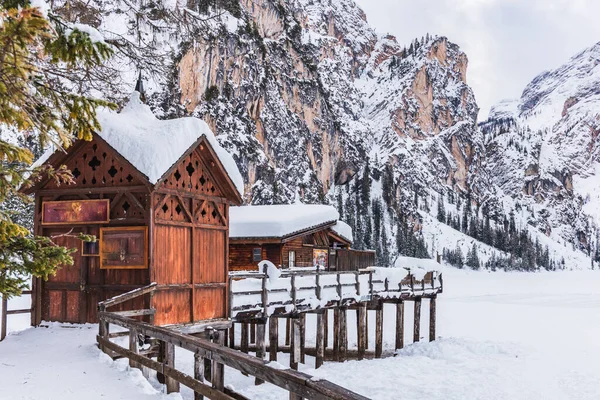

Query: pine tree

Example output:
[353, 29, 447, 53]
[466, 244, 480, 270]
[0, 1, 113, 297]
[436, 196, 446, 223]
[380, 227, 390, 267]
[336, 190, 344, 221]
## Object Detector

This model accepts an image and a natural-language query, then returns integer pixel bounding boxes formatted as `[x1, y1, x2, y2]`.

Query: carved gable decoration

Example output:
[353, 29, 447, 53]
[43, 138, 147, 190]
[160, 145, 225, 198]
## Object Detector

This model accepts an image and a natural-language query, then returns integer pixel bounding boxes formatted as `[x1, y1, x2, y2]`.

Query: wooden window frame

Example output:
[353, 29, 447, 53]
[288, 250, 296, 268]
[252, 247, 262, 262]
[81, 240, 99, 257]
[99, 226, 148, 270]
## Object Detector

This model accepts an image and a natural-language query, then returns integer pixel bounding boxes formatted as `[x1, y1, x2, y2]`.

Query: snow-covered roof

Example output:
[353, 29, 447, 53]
[34, 92, 244, 196]
[331, 220, 353, 242]
[229, 204, 351, 240]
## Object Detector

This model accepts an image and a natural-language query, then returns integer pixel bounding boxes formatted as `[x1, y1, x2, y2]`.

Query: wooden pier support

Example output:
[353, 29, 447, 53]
[129, 328, 139, 369]
[269, 317, 278, 361]
[429, 295, 437, 342]
[165, 342, 180, 393]
[333, 309, 340, 361]
[241, 322, 249, 353]
[375, 302, 383, 358]
[315, 310, 325, 369]
[395, 301, 404, 350]
[229, 324, 235, 348]
[255, 321, 266, 385]
[290, 317, 301, 370]
[299, 313, 306, 363]
[413, 298, 422, 343]
[323, 310, 329, 350]
[211, 330, 225, 392]
[250, 322, 256, 344]
[357, 304, 367, 360]
[339, 308, 348, 362]
[285, 318, 291, 346]
[194, 351, 204, 400]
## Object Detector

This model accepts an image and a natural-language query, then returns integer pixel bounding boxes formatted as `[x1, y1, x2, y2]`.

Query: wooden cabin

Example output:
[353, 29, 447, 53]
[228, 204, 375, 272]
[23, 92, 243, 326]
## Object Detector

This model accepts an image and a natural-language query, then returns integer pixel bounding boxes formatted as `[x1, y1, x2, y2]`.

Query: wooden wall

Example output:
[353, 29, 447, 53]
[150, 143, 230, 326]
[229, 244, 268, 272]
[34, 137, 151, 325]
[334, 249, 376, 271]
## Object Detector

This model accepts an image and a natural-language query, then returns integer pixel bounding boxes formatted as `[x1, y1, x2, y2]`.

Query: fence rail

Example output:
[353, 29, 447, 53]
[229, 268, 442, 320]
[97, 284, 368, 400]
[1, 291, 33, 341]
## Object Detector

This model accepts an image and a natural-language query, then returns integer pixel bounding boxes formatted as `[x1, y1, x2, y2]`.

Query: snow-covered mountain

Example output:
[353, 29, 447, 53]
[481, 42, 600, 252]
[31, 0, 597, 269]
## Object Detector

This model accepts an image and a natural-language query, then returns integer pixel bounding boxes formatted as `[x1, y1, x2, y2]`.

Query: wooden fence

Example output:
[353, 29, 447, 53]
[1, 291, 33, 341]
[229, 268, 442, 320]
[97, 284, 368, 400]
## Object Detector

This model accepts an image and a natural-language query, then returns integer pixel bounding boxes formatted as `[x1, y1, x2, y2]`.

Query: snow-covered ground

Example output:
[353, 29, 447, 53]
[2, 269, 600, 399]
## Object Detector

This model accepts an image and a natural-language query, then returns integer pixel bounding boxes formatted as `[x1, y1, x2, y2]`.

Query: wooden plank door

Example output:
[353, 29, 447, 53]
[194, 228, 227, 320]
[41, 228, 86, 323]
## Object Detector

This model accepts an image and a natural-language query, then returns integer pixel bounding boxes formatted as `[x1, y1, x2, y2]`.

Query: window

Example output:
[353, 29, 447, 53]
[288, 251, 295, 268]
[253, 247, 262, 262]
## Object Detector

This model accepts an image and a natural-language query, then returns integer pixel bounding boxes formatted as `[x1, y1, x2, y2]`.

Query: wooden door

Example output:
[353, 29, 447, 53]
[194, 228, 228, 320]
[41, 228, 85, 323]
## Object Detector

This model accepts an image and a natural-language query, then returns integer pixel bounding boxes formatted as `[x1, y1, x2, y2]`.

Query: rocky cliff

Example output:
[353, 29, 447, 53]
[39, 0, 595, 268]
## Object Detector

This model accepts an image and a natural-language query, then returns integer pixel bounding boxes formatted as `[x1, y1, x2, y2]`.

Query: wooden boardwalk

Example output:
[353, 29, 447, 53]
[95, 267, 443, 399]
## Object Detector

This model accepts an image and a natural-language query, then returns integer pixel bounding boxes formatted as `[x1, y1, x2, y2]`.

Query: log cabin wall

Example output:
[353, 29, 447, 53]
[229, 244, 269, 272]
[32, 137, 152, 325]
[150, 142, 230, 326]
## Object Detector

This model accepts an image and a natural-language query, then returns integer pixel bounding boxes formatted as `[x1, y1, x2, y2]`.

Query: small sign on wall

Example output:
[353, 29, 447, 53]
[42, 199, 110, 225]
[313, 248, 328, 268]
[100, 226, 148, 269]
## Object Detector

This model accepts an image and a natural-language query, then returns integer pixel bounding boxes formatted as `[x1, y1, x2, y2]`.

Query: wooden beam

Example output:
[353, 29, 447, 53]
[357, 304, 367, 361]
[315, 311, 325, 369]
[429, 296, 436, 342]
[241, 323, 249, 354]
[339, 308, 348, 362]
[269, 317, 278, 362]
[290, 318, 301, 371]
[194, 351, 205, 400]
[395, 301, 404, 350]
[255, 323, 266, 385]
[375, 303, 383, 358]
[166, 342, 180, 393]
[1, 295, 7, 341]
[413, 298, 422, 343]
[212, 331, 225, 392]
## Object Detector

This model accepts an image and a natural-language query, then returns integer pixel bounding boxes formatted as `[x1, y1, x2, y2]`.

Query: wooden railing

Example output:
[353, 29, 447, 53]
[229, 268, 442, 320]
[1, 291, 33, 341]
[97, 284, 368, 400]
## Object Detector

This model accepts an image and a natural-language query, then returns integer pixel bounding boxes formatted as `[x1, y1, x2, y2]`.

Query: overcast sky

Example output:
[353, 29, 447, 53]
[355, 0, 600, 119]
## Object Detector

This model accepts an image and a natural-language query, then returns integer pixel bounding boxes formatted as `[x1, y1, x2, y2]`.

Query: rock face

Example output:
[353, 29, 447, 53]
[481, 43, 600, 247]
[41, 0, 596, 264]
[170, 0, 481, 206]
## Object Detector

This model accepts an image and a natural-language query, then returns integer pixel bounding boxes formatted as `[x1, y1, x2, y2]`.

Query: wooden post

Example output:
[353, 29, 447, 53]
[157, 340, 166, 384]
[299, 313, 306, 364]
[269, 317, 278, 361]
[194, 351, 205, 400]
[413, 298, 422, 343]
[357, 304, 367, 360]
[165, 342, 180, 393]
[241, 322, 249, 353]
[333, 308, 340, 361]
[429, 296, 437, 342]
[211, 330, 225, 392]
[250, 322, 256, 344]
[203, 331, 212, 382]
[395, 301, 404, 350]
[315, 311, 325, 369]
[323, 309, 329, 350]
[285, 317, 291, 346]
[255, 321, 266, 385]
[129, 328, 139, 369]
[290, 317, 301, 370]
[1, 295, 7, 342]
[375, 302, 383, 358]
[229, 324, 235, 348]
[339, 308, 348, 362]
